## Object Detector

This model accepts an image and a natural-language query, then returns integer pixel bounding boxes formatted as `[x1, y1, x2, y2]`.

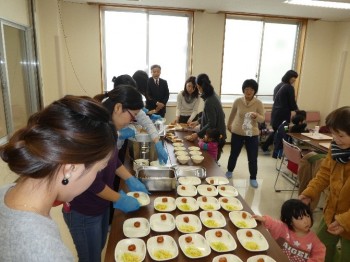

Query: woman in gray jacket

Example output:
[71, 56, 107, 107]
[187, 73, 226, 160]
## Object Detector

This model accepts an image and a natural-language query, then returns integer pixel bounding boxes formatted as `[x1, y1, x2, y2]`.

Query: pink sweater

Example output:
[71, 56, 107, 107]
[263, 216, 325, 262]
[198, 140, 218, 161]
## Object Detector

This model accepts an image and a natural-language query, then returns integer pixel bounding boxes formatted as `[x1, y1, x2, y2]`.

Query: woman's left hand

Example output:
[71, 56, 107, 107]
[188, 121, 198, 128]
[125, 176, 150, 194]
[327, 220, 345, 235]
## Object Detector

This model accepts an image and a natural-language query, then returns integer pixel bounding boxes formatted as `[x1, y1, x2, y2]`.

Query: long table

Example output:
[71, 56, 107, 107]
[105, 131, 289, 261]
[288, 133, 332, 154]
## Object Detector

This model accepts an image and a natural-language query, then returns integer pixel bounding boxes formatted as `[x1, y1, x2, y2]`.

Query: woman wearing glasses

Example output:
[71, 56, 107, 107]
[63, 85, 150, 262]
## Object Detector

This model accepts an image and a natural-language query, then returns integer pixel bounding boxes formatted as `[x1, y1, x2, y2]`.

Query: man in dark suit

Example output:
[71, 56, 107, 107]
[146, 64, 169, 118]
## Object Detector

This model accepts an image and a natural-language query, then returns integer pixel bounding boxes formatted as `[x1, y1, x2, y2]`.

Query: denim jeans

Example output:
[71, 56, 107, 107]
[63, 208, 109, 262]
[227, 133, 259, 179]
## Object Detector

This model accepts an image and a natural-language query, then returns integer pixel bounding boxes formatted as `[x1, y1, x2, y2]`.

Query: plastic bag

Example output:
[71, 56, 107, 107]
[242, 112, 253, 137]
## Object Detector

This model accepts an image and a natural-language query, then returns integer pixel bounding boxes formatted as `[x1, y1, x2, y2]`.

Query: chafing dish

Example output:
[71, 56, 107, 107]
[175, 166, 206, 179]
[135, 166, 176, 191]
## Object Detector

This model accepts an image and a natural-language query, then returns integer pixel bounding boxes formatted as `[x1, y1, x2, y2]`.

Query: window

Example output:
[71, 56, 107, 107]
[0, 20, 40, 145]
[221, 17, 301, 104]
[102, 8, 192, 100]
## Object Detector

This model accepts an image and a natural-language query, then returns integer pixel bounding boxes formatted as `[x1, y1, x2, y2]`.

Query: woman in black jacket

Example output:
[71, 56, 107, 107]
[261, 70, 299, 154]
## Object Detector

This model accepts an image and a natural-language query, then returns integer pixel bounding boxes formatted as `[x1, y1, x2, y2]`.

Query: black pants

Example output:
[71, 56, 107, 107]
[261, 126, 277, 151]
[227, 133, 258, 179]
[217, 137, 226, 161]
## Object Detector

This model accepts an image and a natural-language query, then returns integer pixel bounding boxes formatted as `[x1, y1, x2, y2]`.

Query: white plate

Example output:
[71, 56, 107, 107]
[247, 255, 277, 262]
[123, 217, 150, 238]
[115, 238, 146, 262]
[212, 254, 243, 262]
[205, 229, 237, 252]
[178, 176, 201, 186]
[150, 213, 175, 232]
[147, 235, 179, 261]
[197, 196, 220, 211]
[188, 146, 201, 151]
[178, 233, 211, 259]
[173, 142, 184, 147]
[219, 197, 243, 211]
[175, 214, 202, 233]
[206, 176, 229, 186]
[199, 210, 226, 228]
[177, 185, 197, 197]
[229, 211, 257, 228]
[127, 191, 150, 206]
[175, 197, 199, 212]
[236, 229, 269, 252]
[217, 185, 238, 197]
[154, 197, 176, 212]
[197, 185, 218, 197]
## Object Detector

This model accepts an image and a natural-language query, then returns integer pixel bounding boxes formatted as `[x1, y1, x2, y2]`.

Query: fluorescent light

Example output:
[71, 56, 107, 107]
[285, 0, 350, 9]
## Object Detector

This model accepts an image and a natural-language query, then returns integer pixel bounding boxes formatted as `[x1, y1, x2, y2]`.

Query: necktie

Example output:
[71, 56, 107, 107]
[156, 79, 159, 86]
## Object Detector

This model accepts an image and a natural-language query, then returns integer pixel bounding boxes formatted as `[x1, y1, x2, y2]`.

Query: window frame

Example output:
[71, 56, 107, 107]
[221, 14, 307, 105]
[0, 18, 40, 145]
[100, 6, 194, 98]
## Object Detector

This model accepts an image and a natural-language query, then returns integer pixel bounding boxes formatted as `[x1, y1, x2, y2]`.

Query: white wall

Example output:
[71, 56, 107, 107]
[331, 22, 350, 108]
[0, 0, 29, 26]
[34, 2, 349, 127]
[298, 20, 350, 123]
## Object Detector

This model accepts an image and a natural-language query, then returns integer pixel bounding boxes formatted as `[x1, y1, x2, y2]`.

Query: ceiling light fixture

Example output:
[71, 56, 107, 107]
[285, 0, 350, 9]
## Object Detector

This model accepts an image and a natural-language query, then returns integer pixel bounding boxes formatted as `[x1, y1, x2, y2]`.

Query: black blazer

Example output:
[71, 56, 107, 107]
[146, 77, 169, 117]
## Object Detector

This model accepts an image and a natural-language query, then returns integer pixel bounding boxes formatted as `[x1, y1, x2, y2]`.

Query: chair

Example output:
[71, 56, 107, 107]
[274, 138, 303, 197]
[297, 151, 326, 210]
[306, 111, 321, 126]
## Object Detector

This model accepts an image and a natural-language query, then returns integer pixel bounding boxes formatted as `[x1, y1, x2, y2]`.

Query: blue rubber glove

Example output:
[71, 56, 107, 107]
[142, 107, 149, 114]
[118, 127, 135, 140]
[125, 176, 150, 194]
[113, 190, 140, 213]
[150, 114, 162, 121]
[155, 141, 168, 165]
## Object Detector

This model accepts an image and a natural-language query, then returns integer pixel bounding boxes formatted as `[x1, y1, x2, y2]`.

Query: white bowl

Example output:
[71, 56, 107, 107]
[177, 155, 190, 165]
[174, 146, 186, 152]
[191, 155, 204, 164]
[175, 151, 189, 156]
[189, 151, 202, 156]
[173, 142, 184, 147]
[188, 146, 200, 151]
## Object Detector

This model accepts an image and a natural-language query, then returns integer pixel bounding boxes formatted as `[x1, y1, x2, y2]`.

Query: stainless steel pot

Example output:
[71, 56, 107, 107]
[128, 134, 158, 162]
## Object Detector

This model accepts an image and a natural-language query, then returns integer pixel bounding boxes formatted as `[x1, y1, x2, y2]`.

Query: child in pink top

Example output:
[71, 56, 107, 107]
[253, 199, 325, 262]
[198, 128, 220, 161]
